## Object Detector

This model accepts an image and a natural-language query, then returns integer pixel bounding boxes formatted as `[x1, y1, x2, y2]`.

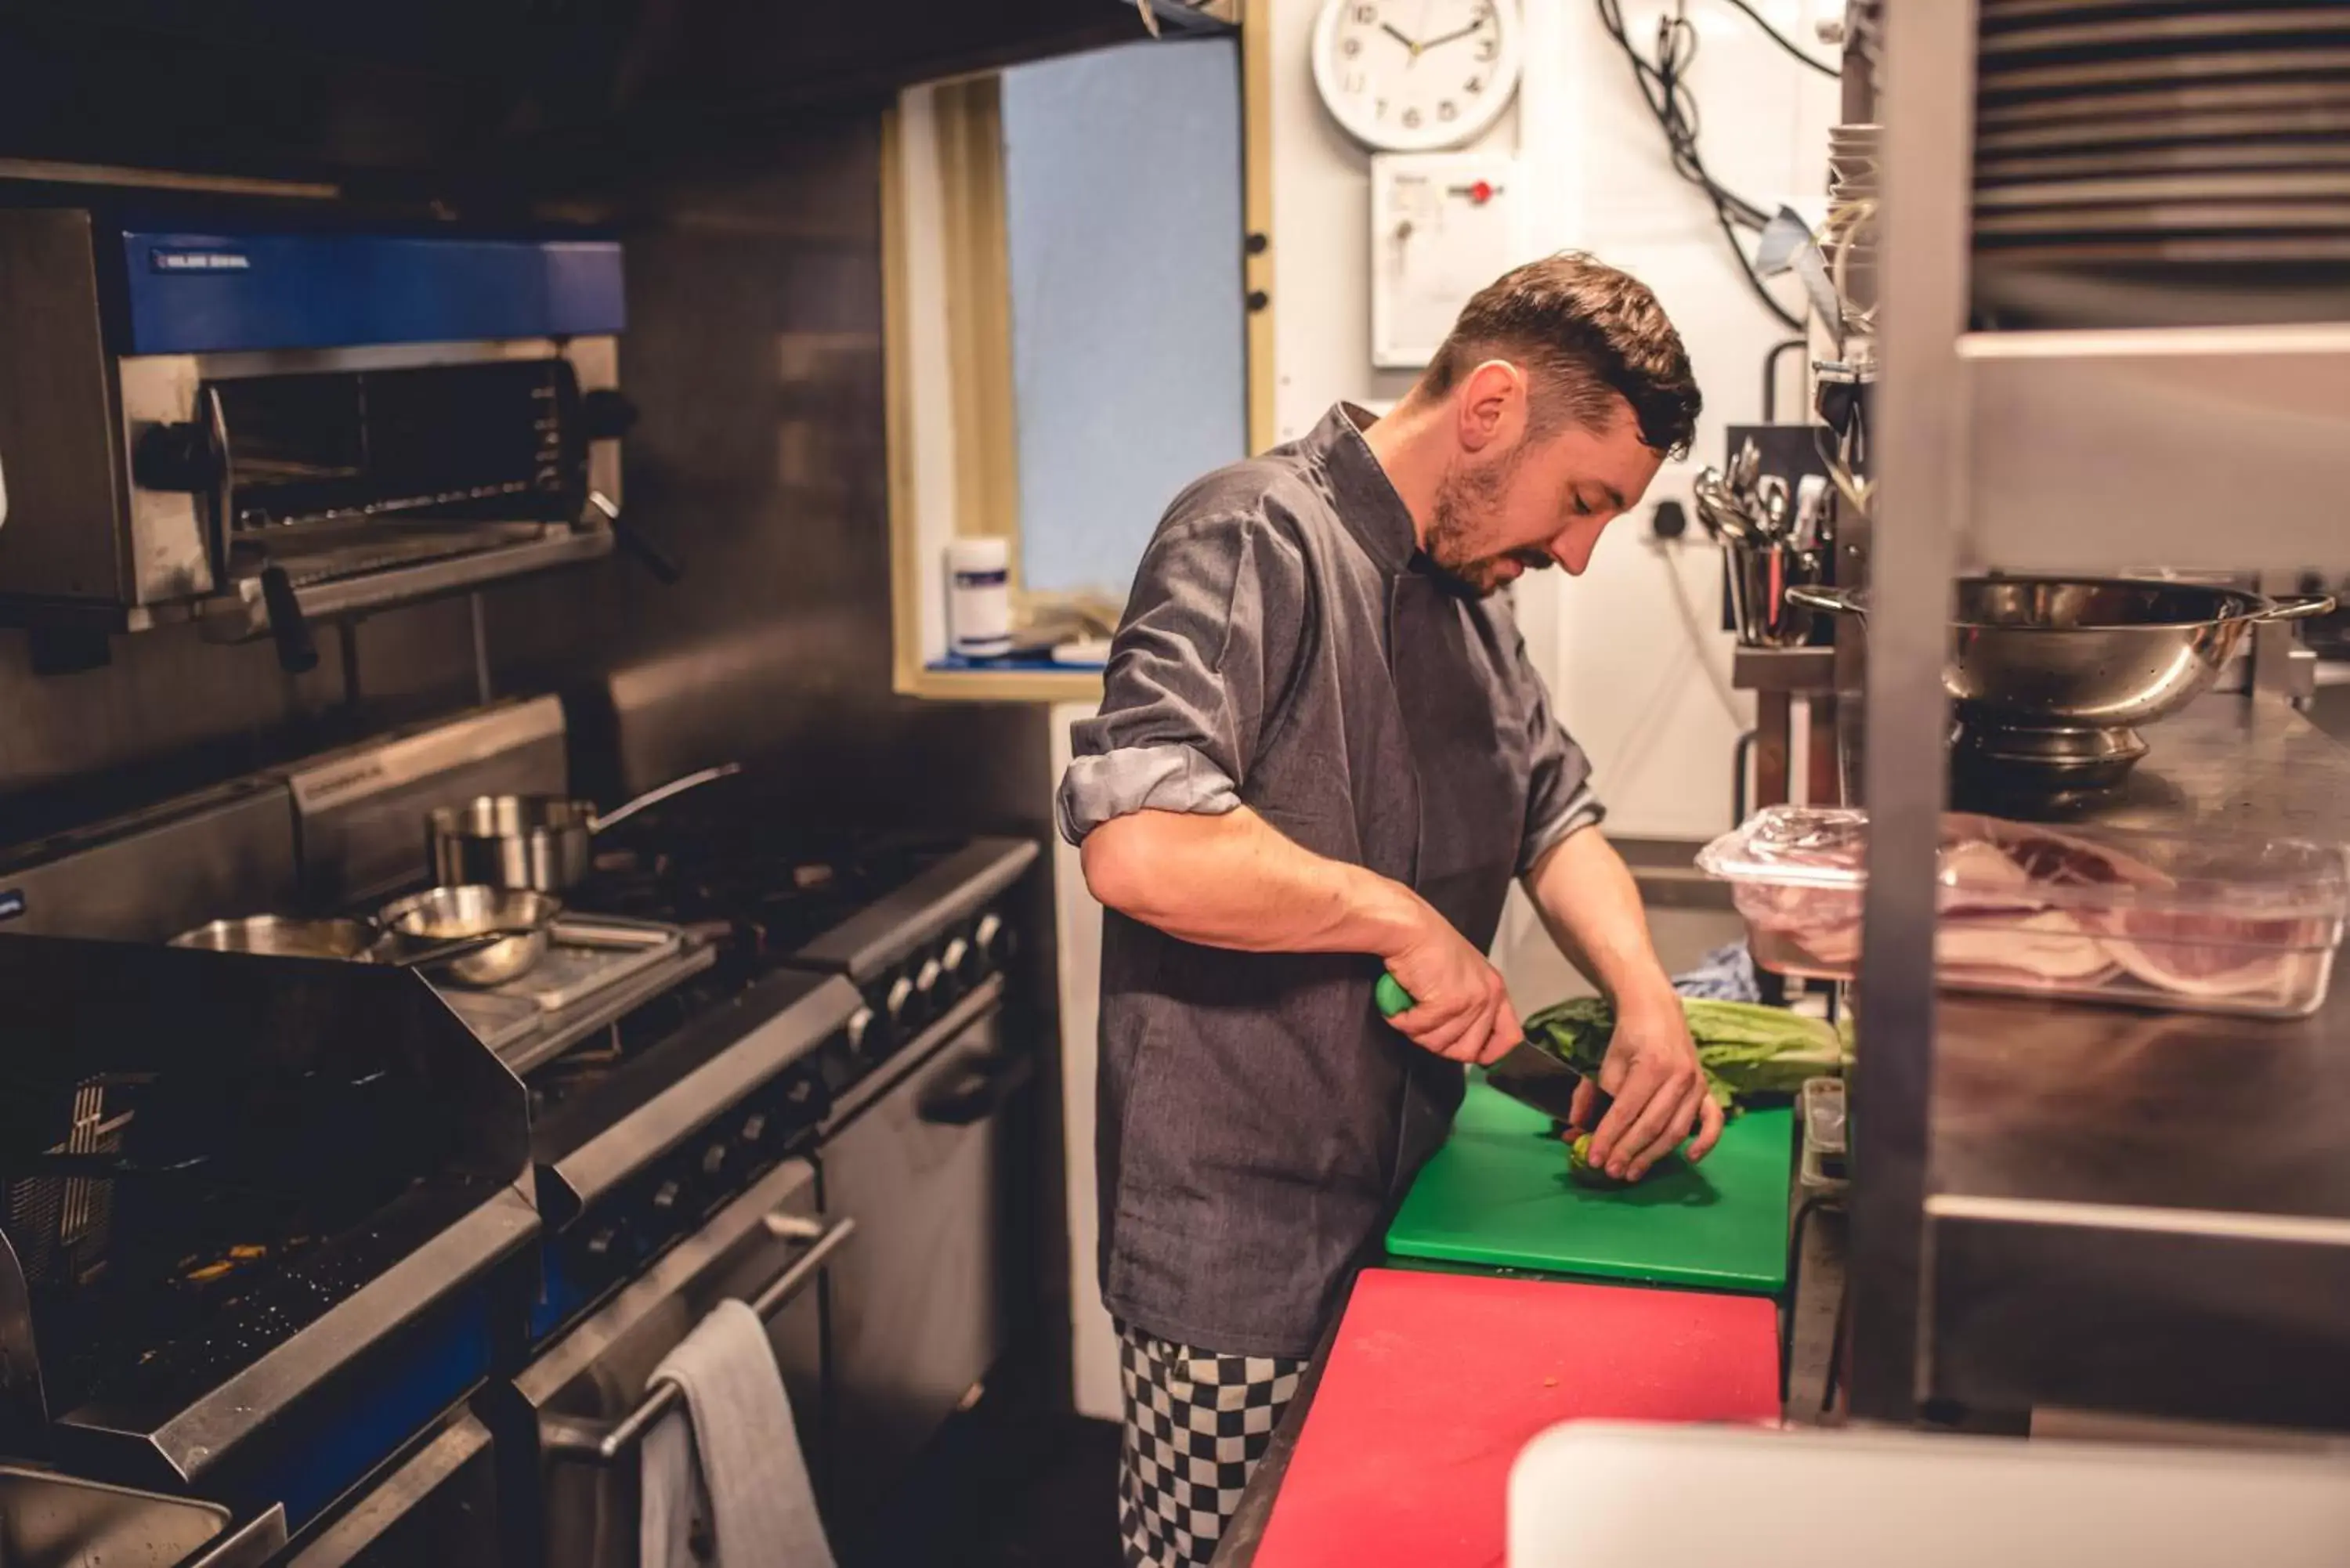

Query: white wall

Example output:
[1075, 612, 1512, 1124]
[1269, 0, 1838, 844]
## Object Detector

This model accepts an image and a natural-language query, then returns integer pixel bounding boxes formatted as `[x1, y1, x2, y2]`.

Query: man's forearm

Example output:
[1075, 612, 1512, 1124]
[1082, 806, 1423, 958]
[1521, 828, 1679, 1014]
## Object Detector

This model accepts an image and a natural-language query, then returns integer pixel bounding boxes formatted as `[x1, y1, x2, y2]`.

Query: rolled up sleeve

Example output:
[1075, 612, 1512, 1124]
[1057, 511, 1303, 845]
[1509, 626, 1605, 876]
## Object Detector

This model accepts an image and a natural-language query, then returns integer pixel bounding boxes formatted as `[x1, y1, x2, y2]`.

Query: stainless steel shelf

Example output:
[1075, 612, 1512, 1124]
[1921, 696, 2350, 1431]
[1732, 645, 1836, 694]
[1958, 325, 2350, 574]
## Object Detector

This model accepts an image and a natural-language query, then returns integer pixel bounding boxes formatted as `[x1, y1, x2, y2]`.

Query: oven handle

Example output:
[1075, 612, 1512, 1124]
[918, 1049, 1036, 1126]
[540, 1212, 855, 1466]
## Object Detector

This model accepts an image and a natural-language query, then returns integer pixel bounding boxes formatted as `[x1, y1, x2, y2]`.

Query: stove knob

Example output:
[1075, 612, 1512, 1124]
[941, 936, 974, 989]
[913, 956, 942, 1013]
[974, 911, 1013, 970]
[845, 1006, 877, 1057]
[700, 1143, 732, 1183]
[884, 975, 915, 1028]
[584, 1225, 622, 1263]
[649, 1179, 685, 1217]
[739, 1110, 771, 1148]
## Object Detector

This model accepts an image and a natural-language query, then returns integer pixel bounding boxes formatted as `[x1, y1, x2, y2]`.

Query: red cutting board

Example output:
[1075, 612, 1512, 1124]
[1251, 1268, 1779, 1568]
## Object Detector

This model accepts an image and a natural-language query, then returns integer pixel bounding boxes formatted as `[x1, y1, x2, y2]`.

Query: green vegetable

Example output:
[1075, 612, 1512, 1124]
[1566, 1133, 1627, 1190]
[1522, 995, 1846, 1118]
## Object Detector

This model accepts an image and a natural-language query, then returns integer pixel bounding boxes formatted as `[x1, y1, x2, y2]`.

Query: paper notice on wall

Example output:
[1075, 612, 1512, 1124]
[1371, 153, 1527, 370]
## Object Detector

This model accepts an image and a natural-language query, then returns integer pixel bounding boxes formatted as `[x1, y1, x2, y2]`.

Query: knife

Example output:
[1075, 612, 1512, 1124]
[1374, 973, 1614, 1129]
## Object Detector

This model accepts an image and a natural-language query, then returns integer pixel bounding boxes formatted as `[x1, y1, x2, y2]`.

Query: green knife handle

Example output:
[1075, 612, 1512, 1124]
[1375, 972, 1414, 1020]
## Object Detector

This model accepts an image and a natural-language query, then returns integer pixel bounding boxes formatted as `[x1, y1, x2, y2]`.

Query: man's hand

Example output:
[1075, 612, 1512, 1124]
[1381, 904, 1520, 1066]
[1569, 992, 1724, 1182]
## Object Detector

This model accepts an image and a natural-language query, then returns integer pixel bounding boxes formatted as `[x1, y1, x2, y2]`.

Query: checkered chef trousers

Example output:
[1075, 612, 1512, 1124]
[1116, 1322, 1307, 1568]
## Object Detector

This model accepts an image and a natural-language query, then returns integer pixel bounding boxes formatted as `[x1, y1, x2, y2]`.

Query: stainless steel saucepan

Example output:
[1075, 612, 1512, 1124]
[1788, 576, 2335, 796]
[425, 763, 741, 894]
[168, 903, 552, 987]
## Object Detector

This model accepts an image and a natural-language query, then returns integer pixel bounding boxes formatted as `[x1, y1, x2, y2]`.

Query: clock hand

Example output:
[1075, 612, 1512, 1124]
[1419, 16, 1488, 49]
[1380, 20, 1423, 53]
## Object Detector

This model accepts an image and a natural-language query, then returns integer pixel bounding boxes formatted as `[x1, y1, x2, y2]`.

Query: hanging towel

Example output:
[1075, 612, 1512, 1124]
[637, 1298, 833, 1568]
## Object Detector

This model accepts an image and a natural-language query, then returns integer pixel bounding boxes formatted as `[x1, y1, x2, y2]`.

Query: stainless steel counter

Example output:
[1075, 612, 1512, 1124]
[1918, 694, 2350, 1431]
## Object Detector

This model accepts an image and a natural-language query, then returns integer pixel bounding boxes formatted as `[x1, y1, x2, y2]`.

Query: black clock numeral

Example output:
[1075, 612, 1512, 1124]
[1466, 74, 1485, 93]
[1351, 3, 1376, 20]
[1476, 36, 1497, 60]
[1341, 36, 1361, 56]
[1402, 107, 1422, 128]
[1376, 96, 1389, 117]
[1344, 68, 1365, 92]
[1438, 99, 1458, 121]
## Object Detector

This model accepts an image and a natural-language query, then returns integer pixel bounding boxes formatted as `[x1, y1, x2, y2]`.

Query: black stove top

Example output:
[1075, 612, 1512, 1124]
[574, 823, 974, 973]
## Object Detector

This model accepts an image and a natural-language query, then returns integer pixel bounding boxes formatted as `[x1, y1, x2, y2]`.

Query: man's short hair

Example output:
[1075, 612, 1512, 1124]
[1418, 251, 1702, 459]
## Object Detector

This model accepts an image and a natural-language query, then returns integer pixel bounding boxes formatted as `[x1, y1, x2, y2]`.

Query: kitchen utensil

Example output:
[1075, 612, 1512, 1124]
[167, 913, 528, 982]
[1791, 473, 1830, 551]
[1250, 1270, 1779, 1568]
[1725, 540, 1827, 649]
[426, 762, 741, 894]
[1755, 474, 1793, 540]
[169, 915, 380, 960]
[1375, 974, 1611, 1125]
[1384, 1077, 1795, 1293]
[377, 885, 561, 988]
[1788, 578, 2334, 798]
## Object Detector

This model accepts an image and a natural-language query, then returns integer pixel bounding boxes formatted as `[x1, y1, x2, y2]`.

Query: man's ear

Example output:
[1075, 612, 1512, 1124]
[1455, 359, 1531, 455]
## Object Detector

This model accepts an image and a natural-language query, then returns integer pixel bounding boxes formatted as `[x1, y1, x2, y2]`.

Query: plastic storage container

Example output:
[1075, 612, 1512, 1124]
[1697, 806, 2350, 1019]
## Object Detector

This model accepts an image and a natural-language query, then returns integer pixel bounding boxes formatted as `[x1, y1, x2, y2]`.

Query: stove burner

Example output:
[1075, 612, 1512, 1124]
[575, 826, 964, 974]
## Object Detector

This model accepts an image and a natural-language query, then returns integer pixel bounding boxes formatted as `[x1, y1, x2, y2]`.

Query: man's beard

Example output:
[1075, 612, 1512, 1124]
[1423, 450, 1551, 598]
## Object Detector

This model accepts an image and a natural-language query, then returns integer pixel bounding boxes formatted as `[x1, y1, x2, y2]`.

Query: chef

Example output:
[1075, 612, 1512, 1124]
[1055, 252, 1719, 1568]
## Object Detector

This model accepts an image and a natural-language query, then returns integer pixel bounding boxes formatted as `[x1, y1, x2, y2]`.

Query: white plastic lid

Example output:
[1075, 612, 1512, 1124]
[1697, 805, 2350, 924]
[945, 537, 1010, 573]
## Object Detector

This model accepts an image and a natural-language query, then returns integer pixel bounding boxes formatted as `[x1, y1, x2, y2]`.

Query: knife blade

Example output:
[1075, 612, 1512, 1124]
[1374, 974, 1614, 1128]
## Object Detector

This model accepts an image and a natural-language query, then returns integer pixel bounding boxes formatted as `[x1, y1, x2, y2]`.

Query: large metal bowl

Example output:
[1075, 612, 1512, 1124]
[376, 886, 559, 988]
[1789, 577, 2334, 796]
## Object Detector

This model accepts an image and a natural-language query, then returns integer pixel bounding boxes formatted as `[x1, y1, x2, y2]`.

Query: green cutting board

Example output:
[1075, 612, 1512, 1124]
[1385, 1073, 1793, 1295]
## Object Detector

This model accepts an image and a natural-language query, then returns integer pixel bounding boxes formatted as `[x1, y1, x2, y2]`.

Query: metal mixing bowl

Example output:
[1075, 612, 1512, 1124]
[1789, 577, 2334, 795]
[376, 885, 559, 988]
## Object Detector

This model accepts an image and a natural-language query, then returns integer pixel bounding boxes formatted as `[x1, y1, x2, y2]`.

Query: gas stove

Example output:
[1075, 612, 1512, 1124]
[503, 817, 1038, 1346]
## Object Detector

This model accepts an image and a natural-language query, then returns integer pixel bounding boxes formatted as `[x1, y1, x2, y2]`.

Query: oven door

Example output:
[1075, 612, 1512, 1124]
[501, 1157, 844, 1568]
[274, 1411, 501, 1568]
[819, 1000, 1035, 1534]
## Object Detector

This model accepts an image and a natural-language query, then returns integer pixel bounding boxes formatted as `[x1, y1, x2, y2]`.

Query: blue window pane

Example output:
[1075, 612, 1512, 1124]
[1000, 38, 1247, 599]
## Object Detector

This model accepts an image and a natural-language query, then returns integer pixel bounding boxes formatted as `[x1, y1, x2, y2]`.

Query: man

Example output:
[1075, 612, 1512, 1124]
[1055, 253, 1718, 1568]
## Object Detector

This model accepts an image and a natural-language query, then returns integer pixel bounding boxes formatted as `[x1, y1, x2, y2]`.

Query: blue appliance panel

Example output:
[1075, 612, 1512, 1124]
[118, 230, 626, 356]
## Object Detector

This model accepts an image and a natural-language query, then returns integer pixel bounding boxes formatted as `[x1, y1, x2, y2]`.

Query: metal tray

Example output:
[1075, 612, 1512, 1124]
[433, 916, 716, 1078]
[1977, 139, 2350, 185]
[1979, 48, 2350, 99]
[1978, 104, 2350, 152]
[1976, 168, 2350, 208]
[1973, 201, 2350, 240]
[1976, 77, 2350, 129]
[1981, 10, 2350, 60]
[1980, 0, 2350, 20]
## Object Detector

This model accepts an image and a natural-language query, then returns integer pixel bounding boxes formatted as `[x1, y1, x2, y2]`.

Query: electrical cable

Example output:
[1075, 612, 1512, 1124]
[1716, 0, 1841, 78]
[1594, 0, 1804, 331]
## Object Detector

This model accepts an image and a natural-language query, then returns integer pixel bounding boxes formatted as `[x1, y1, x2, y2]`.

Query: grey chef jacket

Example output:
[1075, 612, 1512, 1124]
[1056, 403, 1603, 1358]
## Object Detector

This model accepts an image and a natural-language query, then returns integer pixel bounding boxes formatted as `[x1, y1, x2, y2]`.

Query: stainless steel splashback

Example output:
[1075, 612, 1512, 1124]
[0, 776, 298, 941]
[0, 696, 567, 938]
[282, 695, 566, 910]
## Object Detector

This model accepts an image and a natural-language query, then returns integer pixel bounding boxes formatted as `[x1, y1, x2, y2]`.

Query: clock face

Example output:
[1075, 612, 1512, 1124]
[1311, 0, 1524, 153]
